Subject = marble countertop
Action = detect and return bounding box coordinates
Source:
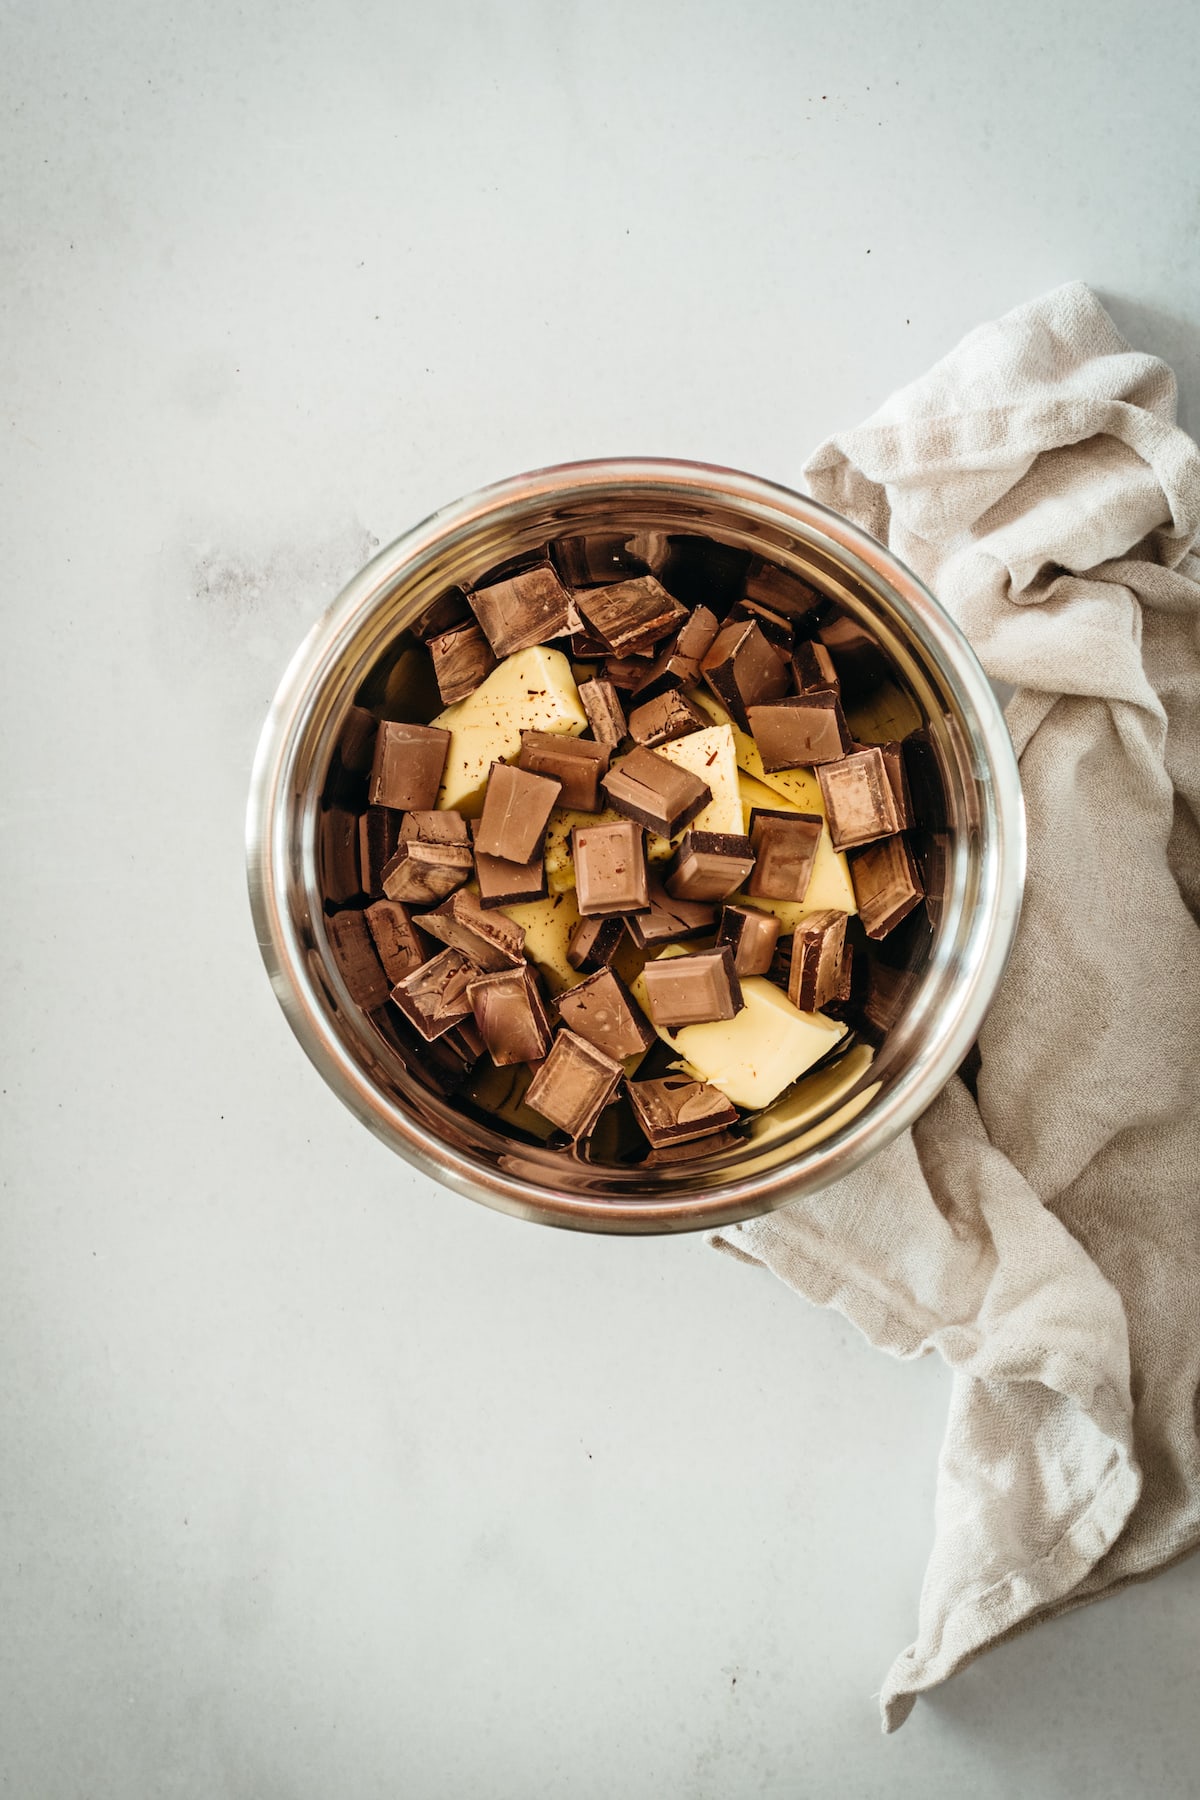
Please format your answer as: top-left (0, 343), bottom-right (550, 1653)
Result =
top-left (4, 2), bottom-right (1198, 1794)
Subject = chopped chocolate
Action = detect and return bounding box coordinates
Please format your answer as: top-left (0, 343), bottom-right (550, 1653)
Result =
top-left (555, 967), bottom-right (654, 1060)
top-left (640, 947), bottom-right (743, 1028)
top-left (716, 903), bottom-right (781, 977)
top-left (643, 1127), bottom-right (744, 1165)
top-left (700, 619), bottom-right (789, 731)
top-left (603, 655), bottom-right (654, 689)
top-left (622, 878), bottom-right (716, 947)
top-left (326, 908), bottom-right (390, 1009)
top-left (788, 910), bottom-right (849, 1012)
top-left (468, 564), bottom-right (574, 658)
top-left (664, 830), bottom-right (756, 902)
top-left (473, 842), bottom-right (549, 908)
top-left (418, 889), bottom-right (527, 970)
top-left (338, 704), bottom-right (378, 775)
top-left (823, 940), bottom-right (865, 1022)
top-left (319, 805), bottom-right (361, 904)
top-left (746, 693), bottom-right (851, 769)
top-left (602, 746), bottom-right (711, 838)
top-left (848, 835), bottom-right (925, 938)
top-left (552, 534), bottom-right (650, 589)
top-left (816, 748), bottom-right (904, 850)
top-left (408, 586), bottom-right (472, 644)
top-left (524, 1029), bottom-right (624, 1139)
top-left (817, 611), bottom-right (890, 697)
top-left (629, 603), bottom-right (721, 702)
top-left (577, 677), bottom-right (627, 749)
top-left (576, 574), bottom-right (688, 657)
top-left (380, 837), bottom-right (473, 906)
top-left (627, 688), bottom-right (708, 748)
top-left (792, 638), bottom-right (840, 694)
top-left (428, 620), bottom-right (497, 706)
top-left (766, 932), bottom-right (793, 990)
top-left (358, 807), bottom-right (401, 896)
top-left (726, 598), bottom-right (794, 653)
top-left (572, 818), bottom-right (649, 916)
top-left (742, 559), bottom-right (824, 622)
top-left (657, 536), bottom-right (751, 611)
top-left (467, 964), bottom-right (553, 1066)
top-left (877, 741), bottom-right (913, 828)
top-left (747, 809), bottom-right (823, 902)
top-left (901, 727), bottom-right (948, 831)
top-left (566, 913), bottom-right (628, 973)
top-left (626, 1074), bottom-right (741, 1146)
top-left (390, 946), bottom-right (477, 1040)
top-left (517, 731), bottom-right (610, 811)
top-left (399, 809), bottom-right (470, 846)
top-left (364, 898), bottom-right (429, 986)
top-left (475, 762), bottom-right (561, 864)
top-left (368, 720), bottom-right (451, 810)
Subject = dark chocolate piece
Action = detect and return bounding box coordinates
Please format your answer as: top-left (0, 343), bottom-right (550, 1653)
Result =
top-left (391, 946), bottom-right (477, 1040)
top-left (640, 947), bottom-right (743, 1028)
top-left (626, 1075), bottom-right (741, 1147)
top-left (700, 620), bottom-right (789, 731)
top-left (518, 731), bottom-right (610, 811)
top-left (399, 809), bottom-right (470, 846)
top-left (644, 1127), bottom-right (744, 1166)
top-left (552, 534), bottom-right (650, 589)
top-left (572, 819), bottom-right (649, 916)
top-left (365, 898), bottom-right (429, 986)
top-left (622, 879), bottom-right (716, 948)
top-left (877, 741), bottom-right (913, 829)
top-left (467, 964), bottom-right (553, 1066)
top-left (788, 910), bottom-right (848, 1012)
top-left (475, 762), bottom-right (561, 864)
top-left (657, 536), bottom-right (751, 611)
top-left (326, 908), bottom-right (390, 1009)
top-left (602, 746), bottom-right (711, 839)
top-left (716, 903), bottom-right (781, 977)
top-left (576, 575), bottom-right (688, 657)
top-left (746, 693), bottom-right (851, 769)
top-left (428, 621), bottom-right (497, 706)
top-left (726, 598), bottom-right (794, 653)
top-left (603, 655), bottom-right (655, 690)
top-left (901, 728), bottom-right (948, 832)
top-left (742, 559), bottom-right (824, 622)
top-left (627, 689), bottom-right (708, 748)
top-left (358, 808), bottom-right (401, 896)
top-left (319, 805), bottom-right (361, 904)
top-left (792, 638), bottom-right (840, 694)
top-left (747, 810), bottom-right (822, 902)
top-left (368, 721), bottom-right (451, 810)
top-left (524, 1030), bottom-right (624, 1139)
top-left (380, 837), bottom-right (473, 906)
top-left (628, 603), bottom-right (721, 702)
top-left (817, 748), bottom-right (904, 850)
top-left (577, 678), bottom-right (627, 749)
top-left (817, 612), bottom-right (889, 697)
top-left (566, 914), bottom-right (627, 973)
top-left (338, 704), bottom-right (378, 775)
top-left (473, 842), bottom-right (549, 909)
top-left (468, 564), bottom-right (574, 658)
top-left (418, 889), bottom-right (527, 970)
top-left (664, 830), bottom-right (756, 903)
top-left (408, 586), bottom-right (472, 644)
top-left (848, 835), bottom-right (925, 938)
top-left (555, 968), bottom-right (654, 1061)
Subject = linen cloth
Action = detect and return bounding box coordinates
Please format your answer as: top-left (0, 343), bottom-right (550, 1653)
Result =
top-left (713, 283), bottom-right (1200, 1730)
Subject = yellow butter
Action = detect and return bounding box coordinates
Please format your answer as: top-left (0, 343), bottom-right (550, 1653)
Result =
top-left (432, 646), bottom-right (587, 814)
top-left (843, 678), bottom-right (922, 745)
top-left (499, 889), bottom-right (585, 994)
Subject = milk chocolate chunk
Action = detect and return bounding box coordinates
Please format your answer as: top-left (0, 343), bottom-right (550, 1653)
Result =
top-left (518, 731), bottom-right (610, 811)
top-left (577, 678), bottom-right (627, 749)
top-left (576, 575), bottom-right (688, 657)
top-left (338, 704), bottom-right (378, 775)
top-left (700, 619), bottom-right (790, 731)
top-left (368, 720), bottom-right (451, 810)
top-left (792, 638), bottom-right (840, 694)
top-left (358, 808), bottom-right (401, 896)
top-left (626, 1074), bottom-right (741, 1147)
top-left (623, 878), bottom-right (716, 948)
top-left (572, 818), bottom-right (649, 916)
top-left (475, 762), bottom-right (561, 864)
top-left (627, 689), bottom-right (708, 749)
top-left (630, 604), bottom-right (721, 702)
top-left (603, 655), bottom-right (654, 690)
top-left (467, 564), bottom-right (574, 658)
top-left (408, 586), bottom-right (472, 644)
top-left (566, 913), bottom-right (627, 973)
top-left (742, 559), bottom-right (824, 622)
top-left (877, 741), bottom-right (913, 828)
top-left (602, 746), bottom-right (711, 838)
top-left (524, 1029), bottom-right (624, 1139)
top-left (380, 837), bottom-right (473, 905)
top-left (319, 806), bottom-right (362, 904)
top-left (848, 835), bottom-right (924, 938)
top-left (364, 898), bottom-right (429, 986)
top-left (552, 534), bottom-right (650, 589)
top-left (746, 693), bottom-right (851, 769)
top-left (641, 947), bottom-right (743, 1028)
top-left (467, 964), bottom-right (553, 1066)
top-left (555, 968), bottom-right (654, 1061)
top-left (399, 809), bottom-right (470, 846)
top-left (817, 748), bottom-right (904, 850)
top-left (726, 598), bottom-right (794, 653)
top-left (326, 908), bottom-right (390, 1009)
top-left (391, 946), bottom-right (477, 1040)
top-left (716, 903), bottom-right (781, 977)
top-left (817, 612), bottom-right (889, 697)
top-left (428, 621), bottom-right (497, 706)
top-left (747, 810), bottom-right (823, 902)
top-left (664, 830), bottom-right (756, 903)
top-left (418, 889), bottom-right (526, 970)
top-left (788, 910), bottom-right (849, 1012)
top-left (473, 840), bottom-right (549, 909)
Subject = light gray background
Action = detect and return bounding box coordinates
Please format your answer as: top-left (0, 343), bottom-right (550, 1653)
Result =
top-left (4, 2), bottom-right (1199, 1795)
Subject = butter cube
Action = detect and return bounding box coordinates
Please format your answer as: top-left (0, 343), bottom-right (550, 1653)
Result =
top-left (432, 646), bottom-right (588, 814)
top-left (499, 889), bottom-right (585, 993)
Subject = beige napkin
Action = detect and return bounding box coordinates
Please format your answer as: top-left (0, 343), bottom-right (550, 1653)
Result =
top-left (713, 282), bottom-right (1200, 1730)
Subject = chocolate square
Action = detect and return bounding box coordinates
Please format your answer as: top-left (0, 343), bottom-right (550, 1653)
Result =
top-left (473, 841), bottom-right (549, 909)
top-left (628, 604), bottom-right (720, 703)
top-left (788, 910), bottom-right (848, 1012)
top-left (467, 563), bottom-right (574, 658)
top-left (364, 898), bottom-right (429, 986)
top-left (337, 704), bottom-right (379, 776)
top-left (326, 908), bottom-right (390, 1009)
top-left (626, 1075), bottom-right (741, 1147)
top-left (746, 810), bottom-right (823, 902)
top-left (602, 746), bottom-right (711, 839)
top-left (368, 721), bottom-right (451, 811)
top-left (467, 964), bottom-right (553, 1066)
top-left (524, 1029), bottom-right (624, 1139)
top-left (817, 748), bottom-right (904, 850)
top-left (566, 914), bottom-right (628, 973)
top-left (848, 835), bottom-right (924, 938)
top-left (627, 689), bottom-right (708, 748)
top-left (551, 533), bottom-right (650, 589)
top-left (391, 946), bottom-right (477, 1040)
top-left (792, 638), bottom-right (840, 694)
top-left (518, 731), bottom-right (610, 812)
top-left (428, 621), bottom-right (497, 706)
top-left (380, 837), bottom-right (473, 906)
top-left (664, 830), bottom-right (756, 903)
top-left (358, 807), bottom-right (401, 896)
top-left (572, 819), bottom-right (649, 916)
top-left (622, 879), bottom-right (716, 947)
top-left (640, 947), bottom-right (743, 1028)
top-left (577, 678), bottom-right (627, 749)
top-left (555, 967), bottom-right (654, 1061)
top-left (417, 889), bottom-right (527, 970)
top-left (817, 612), bottom-right (889, 697)
top-left (475, 762), bottom-right (561, 864)
top-left (576, 575), bottom-right (688, 657)
top-left (877, 741), bottom-right (913, 829)
top-left (399, 809), bottom-right (470, 846)
top-left (603, 655), bottom-right (655, 690)
top-left (408, 586), bottom-right (472, 644)
top-left (742, 559), bottom-right (824, 622)
top-left (726, 598), bottom-right (794, 653)
top-left (715, 904), bottom-right (781, 977)
top-left (700, 619), bottom-right (790, 731)
top-left (746, 693), bottom-right (851, 769)
top-left (318, 805), bottom-right (361, 904)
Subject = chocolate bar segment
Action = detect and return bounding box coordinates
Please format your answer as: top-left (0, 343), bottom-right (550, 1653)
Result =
top-left (626, 1074), bottom-right (741, 1147)
top-left (877, 741), bottom-right (913, 829)
top-left (622, 878), bottom-right (716, 948)
top-left (391, 946), bottom-right (477, 1040)
top-left (746, 810), bottom-right (823, 902)
top-left (368, 721), bottom-right (450, 810)
top-left (337, 704), bottom-right (378, 775)
top-left (358, 807), bottom-right (401, 896)
top-left (380, 837), bottom-right (473, 905)
top-left (518, 731), bottom-right (610, 811)
top-left (629, 604), bottom-right (720, 702)
top-left (640, 947), bottom-right (743, 1028)
top-left (552, 533), bottom-right (650, 589)
top-left (524, 1029), bottom-right (624, 1139)
top-left (417, 889), bottom-right (526, 970)
top-left (716, 903), bottom-right (781, 977)
top-left (816, 748), bottom-right (904, 850)
top-left (848, 835), bottom-right (924, 938)
top-left (603, 655), bottom-right (654, 690)
top-left (428, 621), bottom-right (497, 706)
top-left (663, 830), bottom-right (756, 902)
top-left (467, 964), bottom-right (554, 1066)
top-left (700, 619), bottom-right (789, 731)
top-left (742, 559), bottom-right (824, 622)
top-left (792, 638), bottom-right (840, 694)
top-left (326, 908), bottom-right (390, 1009)
top-left (746, 693), bottom-right (851, 769)
top-left (627, 689), bottom-right (708, 748)
top-left (572, 818), bottom-right (649, 916)
top-left (602, 746), bottom-right (711, 839)
top-left (566, 913), bottom-right (627, 973)
top-left (577, 677), bottom-right (627, 749)
top-left (364, 898), bottom-right (429, 986)
top-left (555, 967), bottom-right (654, 1061)
top-left (787, 909), bottom-right (848, 1012)
top-left (468, 564), bottom-right (574, 658)
top-left (474, 842), bottom-right (549, 909)
top-left (817, 611), bottom-right (889, 697)
top-left (408, 586), bottom-right (472, 644)
top-left (399, 809), bottom-right (469, 846)
top-left (576, 575), bottom-right (688, 657)
top-left (726, 598), bottom-right (794, 653)
top-left (475, 762), bottom-right (561, 864)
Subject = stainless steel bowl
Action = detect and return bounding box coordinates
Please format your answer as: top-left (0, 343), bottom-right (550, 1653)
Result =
top-left (246, 459), bottom-right (1024, 1233)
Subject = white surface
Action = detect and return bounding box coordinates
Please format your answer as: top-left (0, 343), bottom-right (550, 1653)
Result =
top-left (3, 2), bottom-right (1199, 1794)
